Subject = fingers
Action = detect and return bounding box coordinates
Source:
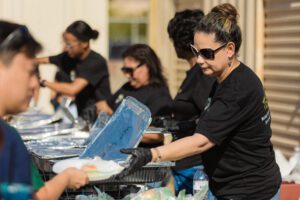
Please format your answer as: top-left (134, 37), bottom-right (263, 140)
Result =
top-left (70, 181), bottom-right (85, 190)
top-left (65, 168), bottom-right (89, 189)
top-left (68, 178), bottom-right (88, 190)
top-left (120, 148), bottom-right (135, 154)
top-left (85, 176), bottom-right (89, 184)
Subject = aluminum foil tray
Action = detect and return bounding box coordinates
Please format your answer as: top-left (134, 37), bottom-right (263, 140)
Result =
top-left (144, 127), bottom-right (165, 134)
top-left (11, 113), bottom-right (62, 129)
top-left (19, 123), bottom-right (78, 140)
top-left (27, 131), bottom-right (89, 172)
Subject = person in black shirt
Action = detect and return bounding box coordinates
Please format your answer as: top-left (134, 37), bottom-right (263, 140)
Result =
top-left (117, 3), bottom-right (281, 200)
top-left (96, 44), bottom-right (172, 148)
top-left (167, 9), bottom-right (215, 195)
top-left (35, 21), bottom-right (111, 123)
top-left (49, 45), bottom-right (76, 110)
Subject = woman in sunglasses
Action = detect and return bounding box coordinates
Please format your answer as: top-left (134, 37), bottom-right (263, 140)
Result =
top-left (0, 20), bottom-right (88, 199)
top-left (35, 20), bottom-right (111, 124)
top-left (167, 9), bottom-right (215, 195)
top-left (116, 3), bottom-right (281, 200)
top-left (96, 44), bottom-right (172, 148)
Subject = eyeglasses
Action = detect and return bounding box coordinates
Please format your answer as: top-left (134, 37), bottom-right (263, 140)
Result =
top-left (0, 26), bottom-right (30, 52)
top-left (63, 41), bottom-right (80, 49)
top-left (121, 63), bottom-right (144, 76)
top-left (190, 43), bottom-right (227, 60)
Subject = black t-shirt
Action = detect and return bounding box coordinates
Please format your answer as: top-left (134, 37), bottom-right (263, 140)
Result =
top-left (172, 64), bottom-right (214, 170)
top-left (49, 51), bottom-right (111, 117)
top-left (49, 52), bottom-right (75, 109)
top-left (108, 82), bottom-right (172, 118)
top-left (49, 52), bottom-right (76, 83)
top-left (107, 82), bottom-right (173, 148)
top-left (195, 63), bottom-right (281, 199)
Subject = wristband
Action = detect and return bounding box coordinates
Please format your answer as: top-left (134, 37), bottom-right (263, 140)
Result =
top-left (40, 79), bottom-right (46, 87)
top-left (153, 148), bottom-right (162, 162)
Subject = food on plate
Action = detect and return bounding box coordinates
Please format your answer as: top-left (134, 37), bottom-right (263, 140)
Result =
top-left (82, 165), bottom-right (100, 178)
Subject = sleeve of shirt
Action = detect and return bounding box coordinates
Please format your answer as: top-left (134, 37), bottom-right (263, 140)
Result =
top-left (94, 75), bottom-right (111, 101)
top-left (49, 53), bottom-right (64, 66)
top-left (0, 124), bottom-right (31, 185)
top-left (195, 95), bottom-right (242, 145)
top-left (77, 58), bottom-right (109, 87)
top-left (31, 162), bottom-right (44, 191)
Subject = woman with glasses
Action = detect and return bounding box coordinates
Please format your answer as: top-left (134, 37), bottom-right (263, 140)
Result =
top-left (167, 9), bottom-right (215, 195)
top-left (96, 44), bottom-right (172, 148)
top-left (116, 3), bottom-right (281, 199)
top-left (35, 20), bottom-right (111, 124)
top-left (0, 20), bottom-right (88, 200)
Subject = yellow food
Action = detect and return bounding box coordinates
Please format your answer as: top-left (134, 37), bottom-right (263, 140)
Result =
top-left (82, 165), bottom-right (100, 177)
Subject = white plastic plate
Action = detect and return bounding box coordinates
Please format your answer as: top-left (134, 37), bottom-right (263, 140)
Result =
top-left (52, 157), bottom-right (124, 181)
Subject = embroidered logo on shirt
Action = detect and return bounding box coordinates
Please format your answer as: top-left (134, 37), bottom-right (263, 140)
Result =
top-left (115, 94), bottom-right (124, 104)
top-left (204, 97), bottom-right (212, 111)
top-left (261, 109), bottom-right (271, 125)
top-left (70, 70), bottom-right (76, 81)
top-left (261, 95), bottom-right (271, 125)
top-left (262, 96), bottom-right (269, 110)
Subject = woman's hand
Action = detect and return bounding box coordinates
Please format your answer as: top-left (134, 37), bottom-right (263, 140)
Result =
top-left (63, 167), bottom-right (89, 189)
top-left (96, 100), bottom-right (113, 115)
top-left (116, 148), bottom-right (152, 179)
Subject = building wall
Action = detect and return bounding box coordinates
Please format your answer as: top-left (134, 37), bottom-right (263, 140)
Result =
top-left (0, 0), bottom-right (108, 113)
top-left (148, 0), bottom-right (177, 96)
top-left (263, 0), bottom-right (300, 156)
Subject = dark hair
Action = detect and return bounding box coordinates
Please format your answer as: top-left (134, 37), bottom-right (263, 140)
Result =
top-left (168, 9), bottom-right (204, 60)
top-left (122, 44), bottom-right (168, 87)
top-left (0, 20), bottom-right (42, 65)
top-left (66, 20), bottom-right (99, 42)
top-left (195, 3), bottom-right (242, 53)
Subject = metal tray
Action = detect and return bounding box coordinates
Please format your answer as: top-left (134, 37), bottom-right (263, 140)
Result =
top-left (19, 123), bottom-right (79, 140)
top-left (26, 131), bottom-right (89, 163)
top-left (92, 166), bottom-right (172, 185)
top-left (31, 152), bottom-right (173, 184)
top-left (11, 113), bottom-right (62, 129)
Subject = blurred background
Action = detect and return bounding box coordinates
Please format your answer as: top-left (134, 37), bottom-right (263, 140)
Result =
top-left (0, 0), bottom-right (299, 156)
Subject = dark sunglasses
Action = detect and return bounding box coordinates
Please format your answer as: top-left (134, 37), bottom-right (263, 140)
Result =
top-left (0, 26), bottom-right (30, 52)
top-left (190, 43), bottom-right (227, 60)
top-left (121, 63), bottom-right (144, 76)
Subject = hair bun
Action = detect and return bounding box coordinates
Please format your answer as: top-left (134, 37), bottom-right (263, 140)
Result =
top-left (91, 30), bottom-right (99, 39)
top-left (211, 3), bottom-right (238, 24)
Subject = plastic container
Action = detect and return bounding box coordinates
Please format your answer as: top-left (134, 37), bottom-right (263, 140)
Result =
top-left (80, 96), bottom-right (151, 161)
top-left (193, 165), bottom-right (208, 200)
top-left (0, 183), bottom-right (32, 200)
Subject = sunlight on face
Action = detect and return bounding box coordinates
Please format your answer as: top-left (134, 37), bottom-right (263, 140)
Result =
top-left (0, 53), bottom-right (38, 115)
top-left (193, 32), bottom-right (228, 78)
top-left (63, 32), bottom-right (84, 58)
top-left (123, 57), bottom-right (149, 88)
